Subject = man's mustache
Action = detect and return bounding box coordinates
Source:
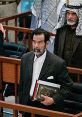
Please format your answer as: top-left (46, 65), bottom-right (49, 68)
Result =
top-left (68, 19), bottom-right (74, 22)
top-left (33, 48), bottom-right (41, 52)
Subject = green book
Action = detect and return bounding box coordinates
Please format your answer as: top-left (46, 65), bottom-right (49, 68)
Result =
top-left (33, 80), bottom-right (61, 101)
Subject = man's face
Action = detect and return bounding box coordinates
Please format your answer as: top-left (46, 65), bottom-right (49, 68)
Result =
top-left (66, 10), bottom-right (78, 26)
top-left (32, 34), bottom-right (47, 57)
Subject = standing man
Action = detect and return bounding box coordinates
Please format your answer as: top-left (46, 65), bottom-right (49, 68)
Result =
top-left (19, 28), bottom-right (73, 117)
top-left (54, 0), bottom-right (82, 69)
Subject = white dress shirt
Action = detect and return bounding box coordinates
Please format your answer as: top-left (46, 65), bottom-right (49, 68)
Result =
top-left (30, 51), bottom-right (46, 97)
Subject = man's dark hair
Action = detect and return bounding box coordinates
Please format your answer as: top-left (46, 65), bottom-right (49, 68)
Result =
top-left (31, 28), bottom-right (50, 42)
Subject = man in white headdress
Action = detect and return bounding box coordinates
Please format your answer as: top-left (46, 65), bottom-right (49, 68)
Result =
top-left (54, 0), bottom-right (82, 70)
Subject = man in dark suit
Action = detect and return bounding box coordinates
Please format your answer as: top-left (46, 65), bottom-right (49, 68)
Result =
top-left (19, 28), bottom-right (73, 117)
top-left (54, 0), bottom-right (82, 69)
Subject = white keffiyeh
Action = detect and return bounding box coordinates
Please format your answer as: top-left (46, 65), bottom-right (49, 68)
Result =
top-left (55, 0), bottom-right (82, 36)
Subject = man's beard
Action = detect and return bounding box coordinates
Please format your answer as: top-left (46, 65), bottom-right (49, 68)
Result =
top-left (33, 48), bottom-right (45, 57)
top-left (67, 19), bottom-right (77, 26)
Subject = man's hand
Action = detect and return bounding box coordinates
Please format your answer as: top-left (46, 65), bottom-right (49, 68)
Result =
top-left (0, 23), bottom-right (4, 32)
top-left (40, 95), bottom-right (55, 106)
top-left (0, 23), bottom-right (5, 38)
top-left (19, 113), bottom-right (22, 117)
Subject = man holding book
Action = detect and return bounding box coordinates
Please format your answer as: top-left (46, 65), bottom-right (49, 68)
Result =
top-left (19, 28), bottom-right (73, 117)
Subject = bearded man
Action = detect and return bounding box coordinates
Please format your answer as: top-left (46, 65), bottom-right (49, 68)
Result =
top-left (54, 0), bottom-right (82, 69)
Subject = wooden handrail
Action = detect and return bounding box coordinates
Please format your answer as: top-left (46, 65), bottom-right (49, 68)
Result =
top-left (0, 56), bottom-right (82, 117)
top-left (0, 100), bottom-right (77, 117)
top-left (0, 56), bottom-right (82, 102)
top-left (0, 56), bottom-right (20, 64)
top-left (0, 56), bottom-right (82, 85)
top-left (0, 11), bottom-right (55, 48)
top-left (0, 56), bottom-right (82, 77)
top-left (3, 25), bottom-right (55, 49)
top-left (67, 67), bottom-right (82, 82)
top-left (0, 11), bottom-right (55, 43)
top-left (3, 25), bottom-right (55, 36)
top-left (3, 25), bottom-right (33, 33)
top-left (3, 25), bottom-right (34, 44)
top-left (0, 11), bottom-right (33, 44)
top-left (0, 11), bottom-right (55, 37)
top-left (0, 11), bottom-right (32, 23)
top-left (67, 67), bottom-right (82, 75)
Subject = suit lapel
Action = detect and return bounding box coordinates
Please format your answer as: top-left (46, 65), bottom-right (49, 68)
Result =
top-left (28, 53), bottom-right (35, 79)
top-left (39, 51), bottom-right (51, 80)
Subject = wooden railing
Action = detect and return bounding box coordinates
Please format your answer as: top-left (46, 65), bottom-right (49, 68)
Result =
top-left (0, 100), bottom-right (81, 117)
top-left (0, 11), bottom-right (55, 52)
top-left (0, 11), bottom-right (32, 26)
top-left (2, 25), bottom-right (55, 51)
top-left (0, 56), bottom-right (82, 102)
top-left (0, 56), bottom-right (20, 103)
top-left (0, 11), bottom-right (55, 37)
top-left (3, 25), bottom-right (33, 44)
top-left (0, 56), bottom-right (82, 117)
top-left (67, 67), bottom-right (82, 82)
top-left (3, 25), bottom-right (55, 41)
top-left (0, 11), bottom-right (55, 44)
top-left (0, 11), bottom-right (33, 45)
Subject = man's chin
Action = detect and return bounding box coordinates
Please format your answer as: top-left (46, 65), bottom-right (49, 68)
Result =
top-left (67, 21), bottom-right (76, 26)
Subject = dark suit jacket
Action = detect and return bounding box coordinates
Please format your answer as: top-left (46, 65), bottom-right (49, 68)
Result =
top-left (54, 25), bottom-right (82, 68)
top-left (19, 50), bottom-right (73, 108)
top-left (0, 30), bottom-right (4, 55)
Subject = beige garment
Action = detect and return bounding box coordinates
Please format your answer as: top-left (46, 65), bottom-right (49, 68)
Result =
top-left (0, 2), bottom-right (17, 42)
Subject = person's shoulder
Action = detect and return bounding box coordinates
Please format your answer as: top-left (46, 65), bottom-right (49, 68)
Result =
top-left (57, 25), bottom-right (67, 32)
top-left (22, 51), bottom-right (34, 59)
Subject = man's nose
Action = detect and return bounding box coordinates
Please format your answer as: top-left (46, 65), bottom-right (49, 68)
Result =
top-left (35, 42), bottom-right (39, 47)
top-left (68, 14), bottom-right (73, 19)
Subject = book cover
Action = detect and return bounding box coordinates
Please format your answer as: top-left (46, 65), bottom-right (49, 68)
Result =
top-left (33, 80), bottom-right (61, 101)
